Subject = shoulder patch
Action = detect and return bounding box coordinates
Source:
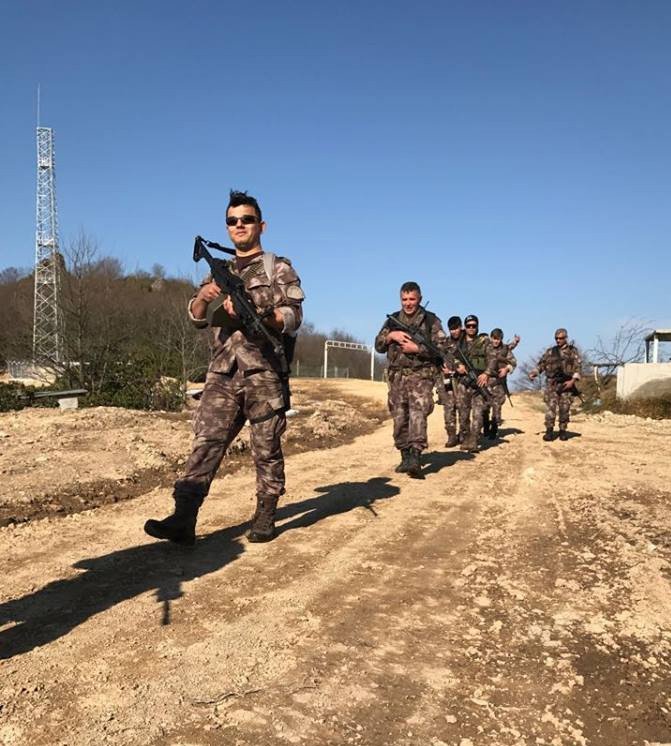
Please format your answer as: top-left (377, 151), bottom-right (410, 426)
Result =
top-left (286, 285), bottom-right (305, 300)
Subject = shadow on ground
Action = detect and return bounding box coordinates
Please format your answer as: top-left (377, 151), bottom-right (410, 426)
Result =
top-left (0, 478), bottom-right (399, 660)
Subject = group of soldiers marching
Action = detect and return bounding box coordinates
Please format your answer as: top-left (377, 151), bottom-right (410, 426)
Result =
top-left (375, 281), bottom-right (582, 480)
top-left (144, 190), bottom-right (582, 548)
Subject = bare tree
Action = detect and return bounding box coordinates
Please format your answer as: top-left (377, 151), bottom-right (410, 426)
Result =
top-left (588, 318), bottom-right (652, 376)
top-left (513, 350), bottom-right (545, 392)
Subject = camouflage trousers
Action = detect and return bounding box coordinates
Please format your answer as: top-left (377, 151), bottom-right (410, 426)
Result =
top-left (174, 368), bottom-right (287, 504)
top-left (488, 381), bottom-right (507, 424)
top-left (544, 383), bottom-right (572, 429)
top-left (437, 382), bottom-right (459, 437)
top-left (387, 370), bottom-right (435, 452)
top-left (455, 380), bottom-right (488, 439)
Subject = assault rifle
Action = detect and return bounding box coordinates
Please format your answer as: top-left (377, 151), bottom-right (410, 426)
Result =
top-left (500, 375), bottom-right (514, 408)
top-left (193, 235), bottom-right (292, 414)
top-left (552, 372), bottom-right (584, 404)
top-left (385, 314), bottom-right (492, 404)
top-left (452, 341), bottom-right (494, 404)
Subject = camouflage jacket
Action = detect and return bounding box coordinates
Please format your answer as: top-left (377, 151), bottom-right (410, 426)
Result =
top-left (488, 342), bottom-right (517, 385)
top-left (375, 307), bottom-right (450, 373)
top-left (535, 344), bottom-right (582, 381)
top-left (188, 252), bottom-right (304, 375)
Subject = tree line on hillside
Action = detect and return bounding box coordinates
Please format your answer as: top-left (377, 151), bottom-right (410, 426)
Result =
top-left (0, 235), bottom-right (383, 410)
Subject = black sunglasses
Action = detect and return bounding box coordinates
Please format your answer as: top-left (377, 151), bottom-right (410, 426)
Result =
top-left (226, 214), bottom-right (259, 226)
top-left (555, 335), bottom-right (567, 340)
top-left (465, 323), bottom-right (478, 328)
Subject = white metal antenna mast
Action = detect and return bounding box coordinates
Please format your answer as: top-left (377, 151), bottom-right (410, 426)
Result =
top-left (32, 86), bottom-right (62, 364)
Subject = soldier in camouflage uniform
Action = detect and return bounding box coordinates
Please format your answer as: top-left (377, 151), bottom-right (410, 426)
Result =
top-left (485, 328), bottom-right (517, 439)
top-left (437, 316), bottom-right (464, 447)
top-left (145, 191), bottom-right (304, 545)
top-left (454, 314), bottom-right (497, 452)
top-left (375, 282), bottom-right (450, 478)
top-left (529, 328), bottom-right (582, 441)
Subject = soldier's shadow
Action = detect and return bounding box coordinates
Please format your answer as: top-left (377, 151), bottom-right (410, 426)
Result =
top-left (479, 427), bottom-right (525, 451)
top-left (497, 427), bottom-right (524, 438)
top-left (0, 523), bottom-right (248, 661)
top-left (0, 478), bottom-right (399, 660)
top-left (421, 450), bottom-right (476, 476)
top-left (277, 477), bottom-right (399, 533)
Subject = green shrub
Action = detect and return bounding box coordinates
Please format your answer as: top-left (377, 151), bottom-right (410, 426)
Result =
top-left (84, 354), bottom-right (184, 411)
top-left (0, 382), bottom-right (58, 412)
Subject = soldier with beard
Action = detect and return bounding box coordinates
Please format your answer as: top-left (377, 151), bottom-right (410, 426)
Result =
top-left (375, 282), bottom-right (449, 478)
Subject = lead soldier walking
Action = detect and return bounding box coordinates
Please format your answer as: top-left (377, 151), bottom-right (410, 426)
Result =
top-left (529, 328), bottom-right (582, 441)
top-left (145, 191), bottom-right (304, 545)
top-left (375, 282), bottom-right (449, 479)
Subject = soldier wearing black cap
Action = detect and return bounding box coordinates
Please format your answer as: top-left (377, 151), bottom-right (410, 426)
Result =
top-left (436, 315), bottom-right (464, 447)
top-left (454, 314), bottom-right (496, 451)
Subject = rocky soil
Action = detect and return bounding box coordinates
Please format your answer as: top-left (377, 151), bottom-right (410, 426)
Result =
top-left (1, 380), bottom-right (670, 746)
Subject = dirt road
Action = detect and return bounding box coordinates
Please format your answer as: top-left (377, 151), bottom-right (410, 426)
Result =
top-left (1, 380), bottom-right (671, 746)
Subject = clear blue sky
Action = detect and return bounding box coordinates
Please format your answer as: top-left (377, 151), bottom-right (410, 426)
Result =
top-left (1, 0), bottom-right (669, 362)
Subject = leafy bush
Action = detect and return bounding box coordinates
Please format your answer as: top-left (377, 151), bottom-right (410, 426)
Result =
top-left (0, 382), bottom-right (59, 412)
top-left (580, 375), bottom-right (671, 419)
top-left (84, 354), bottom-right (184, 411)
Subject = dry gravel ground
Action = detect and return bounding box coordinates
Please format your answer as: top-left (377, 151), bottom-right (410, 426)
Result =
top-left (1, 380), bottom-right (671, 746)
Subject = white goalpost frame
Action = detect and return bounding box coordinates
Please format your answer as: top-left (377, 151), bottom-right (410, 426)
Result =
top-left (323, 339), bottom-right (375, 381)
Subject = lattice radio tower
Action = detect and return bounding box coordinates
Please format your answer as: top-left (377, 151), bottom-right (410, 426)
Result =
top-left (33, 125), bottom-right (61, 364)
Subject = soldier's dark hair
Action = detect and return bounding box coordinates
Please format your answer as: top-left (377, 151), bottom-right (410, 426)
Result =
top-left (447, 316), bottom-right (462, 330)
top-left (227, 190), bottom-right (262, 221)
top-left (400, 281), bottom-right (421, 295)
top-left (490, 328), bottom-right (503, 339)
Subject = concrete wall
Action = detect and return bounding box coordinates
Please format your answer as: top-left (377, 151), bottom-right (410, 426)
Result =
top-left (617, 362), bottom-right (671, 400)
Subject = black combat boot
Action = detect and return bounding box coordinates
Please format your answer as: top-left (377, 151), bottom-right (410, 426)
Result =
top-left (247, 496), bottom-right (279, 543)
top-left (144, 496), bottom-right (201, 546)
top-left (489, 418), bottom-right (499, 439)
top-left (542, 428), bottom-right (554, 441)
top-left (406, 448), bottom-right (424, 479)
top-left (558, 428), bottom-right (569, 441)
top-left (445, 430), bottom-right (459, 448)
top-left (459, 430), bottom-right (472, 452)
top-left (395, 448), bottom-right (411, 473)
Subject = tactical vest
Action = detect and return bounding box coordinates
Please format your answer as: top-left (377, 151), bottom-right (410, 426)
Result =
top-left (235, 253), bottom-right (297, 365)
top-left (462, 333), bottom-right (489, 372)
top-left (546, 344), bottom-right (576, 380)
top-left (388, 309), bottom-right (437, 371)
top-left (390, 309), bottom-right (436, 339)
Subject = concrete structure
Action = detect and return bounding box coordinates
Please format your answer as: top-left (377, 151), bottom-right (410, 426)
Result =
top-left (644, 329), bottom-right (671, 363)
top-left (616, 330), bottom-right (671, 399)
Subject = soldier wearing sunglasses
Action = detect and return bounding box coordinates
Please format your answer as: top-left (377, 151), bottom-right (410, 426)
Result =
top-left (145, 190), bottom-right (304, 545)
top-left (454, 314), bottom-right (497, 452)
top-left (529, 329), bottom-right (582, 441)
